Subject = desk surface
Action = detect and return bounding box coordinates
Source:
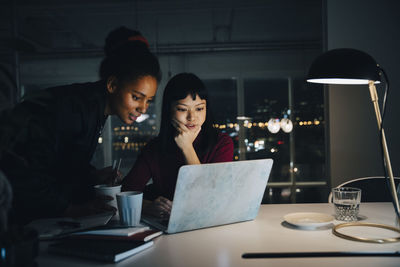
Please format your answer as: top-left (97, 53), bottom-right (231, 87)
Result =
top-left (38, 203), bottom-right (400, 267)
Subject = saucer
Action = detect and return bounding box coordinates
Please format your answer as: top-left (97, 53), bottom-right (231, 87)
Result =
top-left (283, 212), bottom-right (334, 229)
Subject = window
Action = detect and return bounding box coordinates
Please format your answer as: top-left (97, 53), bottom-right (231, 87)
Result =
top-left (92, 103), bottom-right (158, 176)
top-left (204, 79), bottom-right (239, 160)
top-left (204, 77), bottom-right (328, 203)
top-left (243, 78), bottom-right (290, 183)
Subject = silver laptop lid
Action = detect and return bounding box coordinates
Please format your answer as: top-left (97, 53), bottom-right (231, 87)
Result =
top-left (167, 159), bottom-right (273, 233)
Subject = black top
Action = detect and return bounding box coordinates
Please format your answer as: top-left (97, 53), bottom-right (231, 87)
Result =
top-left (0, 80), bottom-right (108, 224)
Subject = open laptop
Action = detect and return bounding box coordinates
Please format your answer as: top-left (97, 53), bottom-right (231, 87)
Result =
top-left (141, 158), bottom-right (273, 234)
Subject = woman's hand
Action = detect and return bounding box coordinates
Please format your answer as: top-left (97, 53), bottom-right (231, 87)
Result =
top-left (172, 119), bottom-right (201, 151)
top-left (142, 196), bottom-right (172, 218)
top-left (171, 119), bottom-right (201, 165)
top-left (63, 195), bottom-right (116, 218)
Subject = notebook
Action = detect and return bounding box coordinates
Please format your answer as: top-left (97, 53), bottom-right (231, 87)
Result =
top-left (142, 159), bottom-right (273, 234)
top-left (28, 211), bottom-right (115, 240)
top-left (48, 239), bottom-right (153, 262)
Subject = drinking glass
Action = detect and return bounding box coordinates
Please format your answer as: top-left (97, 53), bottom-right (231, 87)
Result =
top-left (332, 187), bottom-right (361, 221)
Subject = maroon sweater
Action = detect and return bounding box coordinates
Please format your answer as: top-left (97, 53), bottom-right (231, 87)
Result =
top-left (122, 132), bottom-right (234, 200)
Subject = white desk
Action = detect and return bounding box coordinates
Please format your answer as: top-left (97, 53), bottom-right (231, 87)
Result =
top-left (37, 203), bottom-right (400, 267)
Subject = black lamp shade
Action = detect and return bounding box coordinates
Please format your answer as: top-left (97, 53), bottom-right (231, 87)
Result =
top-left (307, 48), bottom-right (381, 84)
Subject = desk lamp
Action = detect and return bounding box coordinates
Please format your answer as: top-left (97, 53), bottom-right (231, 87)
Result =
top-left (307, 48), bottom-right (400, 224)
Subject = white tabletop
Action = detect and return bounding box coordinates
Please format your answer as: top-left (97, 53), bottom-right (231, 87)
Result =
top-left (37, 203), bottom-right (400, 267)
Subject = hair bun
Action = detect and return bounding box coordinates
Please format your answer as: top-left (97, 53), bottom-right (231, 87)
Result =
top-left (127, 35), bottom-right (149, 48)
top-left (104, 26), bottom-right (150, 57)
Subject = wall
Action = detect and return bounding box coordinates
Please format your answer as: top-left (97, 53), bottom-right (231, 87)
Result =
top-left (327, 0), bottom-right (400, 186)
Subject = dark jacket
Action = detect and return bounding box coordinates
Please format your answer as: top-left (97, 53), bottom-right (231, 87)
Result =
top-left (0, 80), bottom-right (108, 224)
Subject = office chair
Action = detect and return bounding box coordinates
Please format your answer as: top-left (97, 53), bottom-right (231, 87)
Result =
top-left (328, 176), bottom-right (400, 203)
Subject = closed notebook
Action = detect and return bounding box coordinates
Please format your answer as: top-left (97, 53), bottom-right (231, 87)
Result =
top-left (48, 239), bottom-right (153, 262)
top-left (71, 229), bottom-right (163, 242)
top-left (71, 226), bottom-right (150, 237)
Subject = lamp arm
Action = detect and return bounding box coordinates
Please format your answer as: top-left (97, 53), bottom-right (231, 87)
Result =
top-left (368, 81), bottom-right (400, 218)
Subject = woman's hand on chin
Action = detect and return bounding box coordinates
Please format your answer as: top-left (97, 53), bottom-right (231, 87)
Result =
top-left (172, 119), bottom-right (201, 151)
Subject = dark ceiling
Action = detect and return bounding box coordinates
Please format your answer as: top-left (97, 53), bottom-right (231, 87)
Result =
top-left (0, 0), bottom-right (323, 58)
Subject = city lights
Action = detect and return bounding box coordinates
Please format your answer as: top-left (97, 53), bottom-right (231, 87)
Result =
top-left (109, 116), bottom-right (323, 154)
top-left (267, 118), bottom-right (280, 134)
top-left (280, 118), bottom-right (293, 133)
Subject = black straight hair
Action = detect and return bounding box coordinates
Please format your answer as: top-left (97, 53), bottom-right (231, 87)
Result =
top-left (158, 73), bottom-right (218, 156)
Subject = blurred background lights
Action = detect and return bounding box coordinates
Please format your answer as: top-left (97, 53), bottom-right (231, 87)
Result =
top-left (280, 118), bottom-right (293, 133)
top-left (267, 118), bottom-right (280, 133)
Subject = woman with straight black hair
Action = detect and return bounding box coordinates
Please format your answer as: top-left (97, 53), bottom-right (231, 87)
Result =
top-left (122, 73), bottom-right (233, 218)
top-left (0, 28), bottom-right (161, 224)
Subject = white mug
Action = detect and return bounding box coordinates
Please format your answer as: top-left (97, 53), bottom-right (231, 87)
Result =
top-left (93, 184), bottom-right (122, 212)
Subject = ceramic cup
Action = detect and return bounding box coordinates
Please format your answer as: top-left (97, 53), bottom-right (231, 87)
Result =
top-left (116, 191), bottom-right (143, 226)
top-left (93, 184), bottom-right (122, 213)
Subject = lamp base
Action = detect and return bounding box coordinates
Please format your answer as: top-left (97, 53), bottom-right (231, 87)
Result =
top-left (368, 81), bottom-right (400, 219)
top-left (333, 222), bottom-right (400, 243)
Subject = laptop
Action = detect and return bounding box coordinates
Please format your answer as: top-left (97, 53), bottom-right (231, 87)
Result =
top-left (141, 158), bottom-right (273, 234)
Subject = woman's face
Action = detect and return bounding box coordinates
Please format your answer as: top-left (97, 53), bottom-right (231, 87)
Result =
top-left (171, 94), bottom-right (207, 132)
top-left (107, 75), bottom-right (157, 125)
